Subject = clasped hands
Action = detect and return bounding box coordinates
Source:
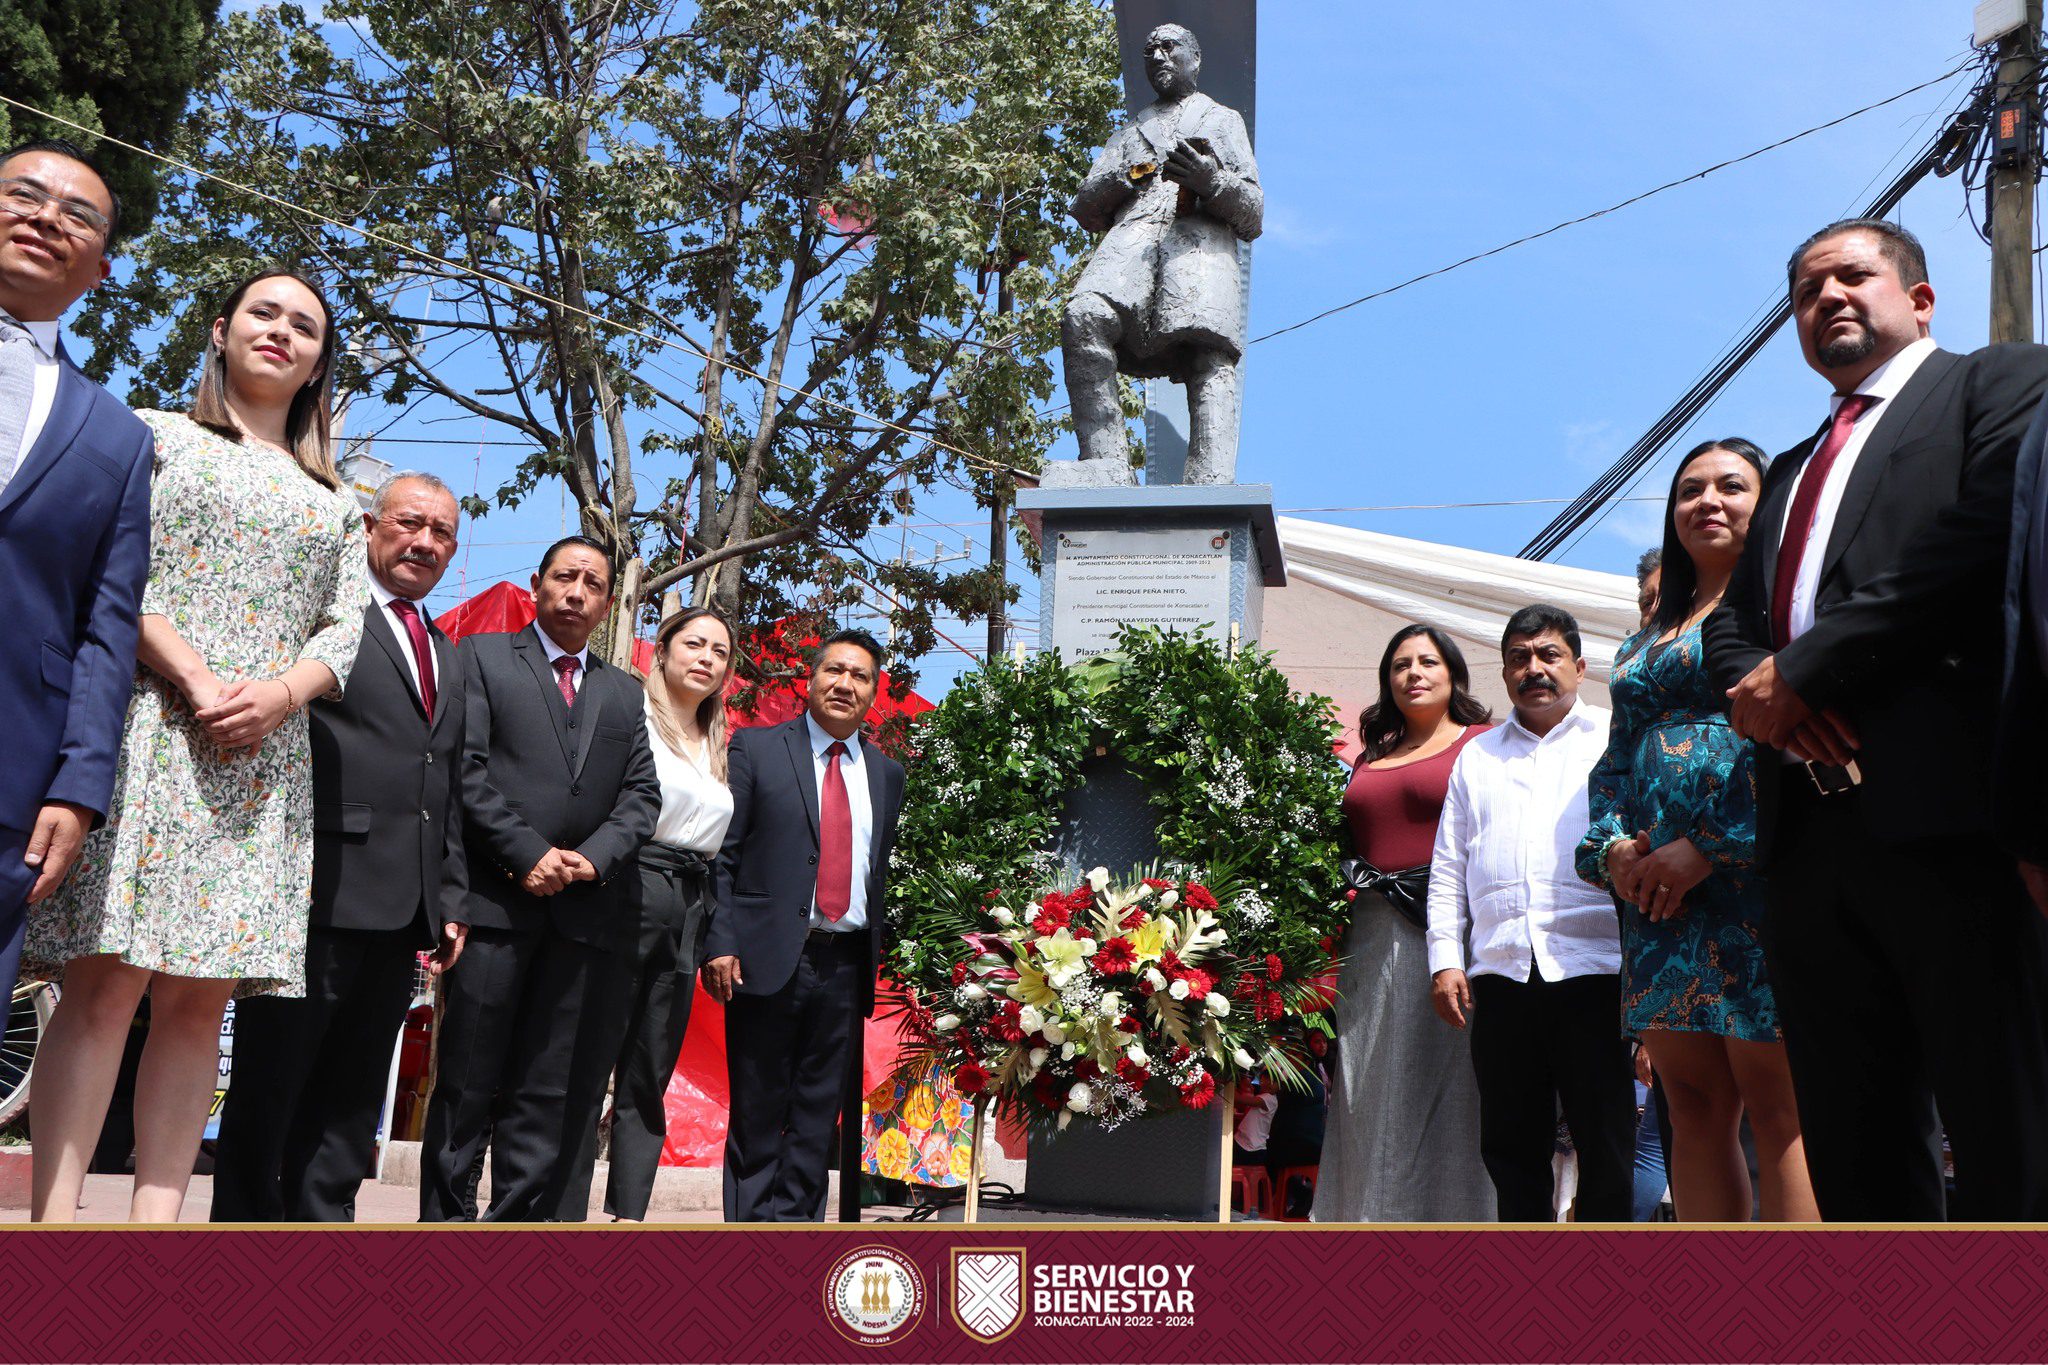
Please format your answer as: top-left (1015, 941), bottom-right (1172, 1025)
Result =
top-left (1606, 832), bottom-right (1711, 922)
top-left (1725, 655), bottom-right (1859, 767)
top-left (188, 670), bottom-right (295, 756)
top-left (524, 846), bottom-right (597, 896)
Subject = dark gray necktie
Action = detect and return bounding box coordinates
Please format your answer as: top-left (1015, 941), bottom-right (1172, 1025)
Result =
top-left (0, 310), bottom-right (38, 491)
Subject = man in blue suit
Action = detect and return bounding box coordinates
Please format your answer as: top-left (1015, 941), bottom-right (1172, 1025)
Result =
top-left (0, 140), bottom-right (154, 1006)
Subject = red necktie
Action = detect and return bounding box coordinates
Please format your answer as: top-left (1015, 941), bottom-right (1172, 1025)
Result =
top-left (1770, 393), bottom-right (1876, 649)
top-left (388, 599), bottom-right (437, 719)
top-left (817, 740), bottom-right (852, 922)
top-left (553, 654), bottom-right (580, 707)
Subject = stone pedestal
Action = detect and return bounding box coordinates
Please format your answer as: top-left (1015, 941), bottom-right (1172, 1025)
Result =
top-left (1016, 482), bottom-right (1286, 662)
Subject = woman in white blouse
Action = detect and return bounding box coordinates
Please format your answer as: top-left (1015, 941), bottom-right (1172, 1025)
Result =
top-left (593, 606), bottom-right (736, 1220)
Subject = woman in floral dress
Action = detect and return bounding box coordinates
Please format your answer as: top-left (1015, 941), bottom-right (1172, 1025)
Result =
top-left (1576, 438), bottom-right (1816, 1222)
top-left (26, 269), bottom-right (365, 1221)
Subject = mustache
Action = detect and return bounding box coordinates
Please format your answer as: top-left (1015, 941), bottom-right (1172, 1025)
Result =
top-left (1516, 675), bottom-right (1557, 695)
top-left (397, 551), bottom-right (439, 566)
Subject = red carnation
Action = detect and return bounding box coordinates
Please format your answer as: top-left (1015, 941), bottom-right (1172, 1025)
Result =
top-left (950, 961), bottom-right (969, 986)
top-left (956, 1061), bottom-right (989, 1095)
top-left (1179, 1070), bottom-right (1217, 1109)
top-left (1318, 936), bottom-right (1337, 953)
top-left (1091, 936), bottom-right (1137, 975)
top-left (1183, 883), bottom-right (1219, 912)
top-left (983, 888), bottom-right (1002, 901)
top-left (1031, 1073), bottom-right (1061, 1110)
top-left (1074, 1058), bottom-right (1104, 1082)
top-left (1063, 887), bottom-right (1097, 915)
top-left (1117, 1014), bottom-right (1142, 1034)
top-left (1158, 950), bottom-right (1185, 978)
top-left (1344, 888), bottom-right (1358, 902)
top-left (1170, 1044), bottom-right (1194, 1065)
top-left (1040, 893), bottom-right (1065, 913)
top-left (1266, 953), bottom-right (1284, 982)
top-left (1119, 906), bottom-right (1149, 931)
top-left (1142, 877), bottom-right (1172, 890)
top-left (1116, 1057), bottom-right (1152, 1087)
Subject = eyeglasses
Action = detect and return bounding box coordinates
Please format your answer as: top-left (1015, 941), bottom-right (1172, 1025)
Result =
top-left (0, 178), bottom-right (111, 241)
top-left (374, 513), bottom-right (459, 548)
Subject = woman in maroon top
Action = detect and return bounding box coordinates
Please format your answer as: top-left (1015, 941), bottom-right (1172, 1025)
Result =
top-left (1311, 624), bottom-right (1496, 1222)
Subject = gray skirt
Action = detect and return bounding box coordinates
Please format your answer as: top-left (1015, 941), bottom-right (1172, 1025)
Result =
top-left (1310, 890), bottom-right (1495, 1223)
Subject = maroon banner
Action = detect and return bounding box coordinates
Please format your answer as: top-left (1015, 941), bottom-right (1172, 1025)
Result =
top-left (3, 1227), bottom-right (2048, 1363)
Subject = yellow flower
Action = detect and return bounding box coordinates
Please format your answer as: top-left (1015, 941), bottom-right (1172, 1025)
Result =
top-left (1130, 918), bottom-right (1168, 963)
top-left (1012, 959), bottom-right (1060, 1012)
top-left (901, 1086), bottom-right (938, 1131)
top-left (874, 1127), bottom-right (912, 1180)
top-left (950, 1142), bottom-right (974, 1179)
top-left (940, 1095), bottom-right (965, 1130)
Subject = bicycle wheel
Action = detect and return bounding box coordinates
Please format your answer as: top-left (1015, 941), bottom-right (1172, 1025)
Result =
top-left (0, 980), bottom-right (57, 1126)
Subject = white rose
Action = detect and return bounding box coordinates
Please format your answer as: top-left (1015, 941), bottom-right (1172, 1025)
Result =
top-left (1144, 968), bottom-right (1168, 992)
top-left (1061, 1042), bottom-right (1077, 1060)
top-left (1168, 979), bottom-right (1191, 1001)
top-left (1156, 890), bottom-right (1179, 910)
top-left (1018, 1005), bottom-right (1045, 1035)
top-left (1044, 1022), bottom-right (1066, 1044)
top-left (991, 907), bottom-right (1015, 925)
top-left (1126, 1043), bottom-right (1149, 1066)
top-left (959, 983), bottom-right (988, 1001)
top-left (1233, 1047), bottom-right (1255, 1068)
top-left (933, 1014), bottom-right (962, 1032)
top-left (1206, 992), bottom-right (1231, 1017)
top-left (1086, 867), bottom-right (1110, 893)
top-left (1097, 992), bottom-right (1123, 1019)
top-left (1067, 1082), bottom-right (1093, 1111)
top-left (1029, 1047), bottom-right (1049, 1068)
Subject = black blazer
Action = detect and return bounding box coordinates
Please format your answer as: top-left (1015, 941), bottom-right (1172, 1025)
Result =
top-left (456, 625), bottom-right (660, 950)
top-left (308, 602), bottom-right (468, 940)
top-left (707, 717), bottom-right (906, 1017)
top-left (1704, 343), bottom-right (2048, 852)
top-left (1996, 392), bottom-right (2048, 864)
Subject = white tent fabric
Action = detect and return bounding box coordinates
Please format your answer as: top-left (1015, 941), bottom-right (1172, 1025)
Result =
top-left (1277, 516), bottom-right (1642, 681)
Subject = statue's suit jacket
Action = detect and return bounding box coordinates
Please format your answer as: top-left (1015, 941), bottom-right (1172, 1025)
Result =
top-left (1069, 90), bottom-right (1262, 379)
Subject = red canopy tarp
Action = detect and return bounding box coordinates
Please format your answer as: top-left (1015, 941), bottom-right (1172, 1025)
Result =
top-left (436, 583), bottom-right (931, 1166)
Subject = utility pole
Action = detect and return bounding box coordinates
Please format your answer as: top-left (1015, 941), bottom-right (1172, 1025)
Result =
top-left (987, 261), bottom-right (1015, 660)
top-left (1989, 0), bottom-right (2043, 343)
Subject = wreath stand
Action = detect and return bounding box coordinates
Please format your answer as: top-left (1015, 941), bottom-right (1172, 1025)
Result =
top-left (959, 1092), bottom-right (1241, 1225)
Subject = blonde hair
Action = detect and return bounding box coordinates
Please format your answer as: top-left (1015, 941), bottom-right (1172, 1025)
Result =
top-left (646, 606), bottom-right (734, 782)
top-left (190, 267), bottom-right (341, 490)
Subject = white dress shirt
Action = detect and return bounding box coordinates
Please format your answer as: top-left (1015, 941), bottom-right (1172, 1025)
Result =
top-left (647, 699), bottom-right (734, 855)
top-left (366, 572), bottom-right (436, 704)
top-left (0, 315), bottom-right (61, 495)
top-left (534, 621), bottom-right (588, 693)
top-left (1779, 335), bottom-right (1938, 641)
top-left (805, 712), bottom-right (873, 932)
top-left (1425, 698), bottom-right (1621, 983)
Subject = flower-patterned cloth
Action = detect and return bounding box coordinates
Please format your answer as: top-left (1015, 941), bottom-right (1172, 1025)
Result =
top-left (27, 411), bottom-right (367, 998)
top-left (1575, 623), bottom-right (1778, 1041)
top-left (862, 1059), bottom-right (975, 1188)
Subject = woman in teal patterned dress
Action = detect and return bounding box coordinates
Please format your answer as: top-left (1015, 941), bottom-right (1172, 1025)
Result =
top-left (26, 269), bottom-right (365, 1222)
top-left (1576, 438), bottom-right (1817, 1222)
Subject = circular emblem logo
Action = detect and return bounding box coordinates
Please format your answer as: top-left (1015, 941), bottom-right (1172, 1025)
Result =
top-left (823, 1244), bottom-right (925, 1347)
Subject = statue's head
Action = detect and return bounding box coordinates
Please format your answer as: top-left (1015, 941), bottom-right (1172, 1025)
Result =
top-left (1144, 24), bottom-right (1201, 100)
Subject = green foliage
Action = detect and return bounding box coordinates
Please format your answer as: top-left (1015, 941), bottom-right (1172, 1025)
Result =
top-left (82, 0), bottom-right (1123, 682)
top-left (0, 0), bottom-right (218, 240)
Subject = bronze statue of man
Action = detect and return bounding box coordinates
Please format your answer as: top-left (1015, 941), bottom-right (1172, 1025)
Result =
top-left (1061, 23), bottom-right (1263, 486)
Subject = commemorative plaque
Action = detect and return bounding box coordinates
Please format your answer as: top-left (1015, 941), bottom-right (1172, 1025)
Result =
top-left (1047, 525), bottom-right (1233, 658)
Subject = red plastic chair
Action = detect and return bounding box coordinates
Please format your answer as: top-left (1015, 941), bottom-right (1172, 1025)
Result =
top-left (1269, 1165), bottom-right (1318, 1221)
top-left (1229, 1166), bottom-right (1272, 1219)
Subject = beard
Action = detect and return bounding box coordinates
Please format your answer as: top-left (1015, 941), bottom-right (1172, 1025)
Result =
top-left (1814, 318), bottom-right (1878, 369)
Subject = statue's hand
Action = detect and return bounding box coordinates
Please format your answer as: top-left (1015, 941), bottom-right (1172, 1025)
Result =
top-left (1161, 141), bottom-right (1222, 199)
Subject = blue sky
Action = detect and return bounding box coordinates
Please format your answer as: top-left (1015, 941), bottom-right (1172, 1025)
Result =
top-left (104, 1), bottom-right (2007, 698)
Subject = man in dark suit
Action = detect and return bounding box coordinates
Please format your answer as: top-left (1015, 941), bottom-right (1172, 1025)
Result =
top-left (0, 140), bottom-right (152, 1009)
top-left (1997, 396), bottom-right (2048, 901)
top-left (703, 629), bottom-right (906, 1222)
top-left (420, 535), bottom-right (659, 1221)
top-left (211, 472), bottom-right (471, 1221)
top-left (1704, 218), bottom-right (2048, 1220)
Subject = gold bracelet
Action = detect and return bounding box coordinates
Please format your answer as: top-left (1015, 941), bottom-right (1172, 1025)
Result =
top-left (278, 676), bottom-right (298, 714)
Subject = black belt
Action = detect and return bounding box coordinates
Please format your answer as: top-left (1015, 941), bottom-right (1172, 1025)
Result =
top-left (1339, 857), bottom-right (1429, 930)
top-left (805, 924), bottom-right (868, 952)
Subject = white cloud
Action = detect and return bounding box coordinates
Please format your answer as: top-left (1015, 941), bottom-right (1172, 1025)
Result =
top-left (1261, 203), bottom-right (1341, 250)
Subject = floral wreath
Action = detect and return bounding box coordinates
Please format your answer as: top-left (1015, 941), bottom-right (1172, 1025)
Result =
top-left (884, 625), bottom-right (1350, 1123)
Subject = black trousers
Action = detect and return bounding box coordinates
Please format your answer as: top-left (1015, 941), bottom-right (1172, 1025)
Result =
top-left (1765, 782), bottom-right (2048, 1220)
top-left (555, 849), bottom-right (712, 1220)
top-left (1468, 968), bottom-right (1636, 1221)
top-left (722, 932), bottom-right (863, 1222)
top-left (212, 922), bottom-right (423, 1221)
top-left (418, 922), bottom-right (629, 1222)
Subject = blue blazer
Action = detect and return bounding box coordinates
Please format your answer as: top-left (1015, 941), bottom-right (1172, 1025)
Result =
top-left (0, 342), bottom-right (153, 832)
